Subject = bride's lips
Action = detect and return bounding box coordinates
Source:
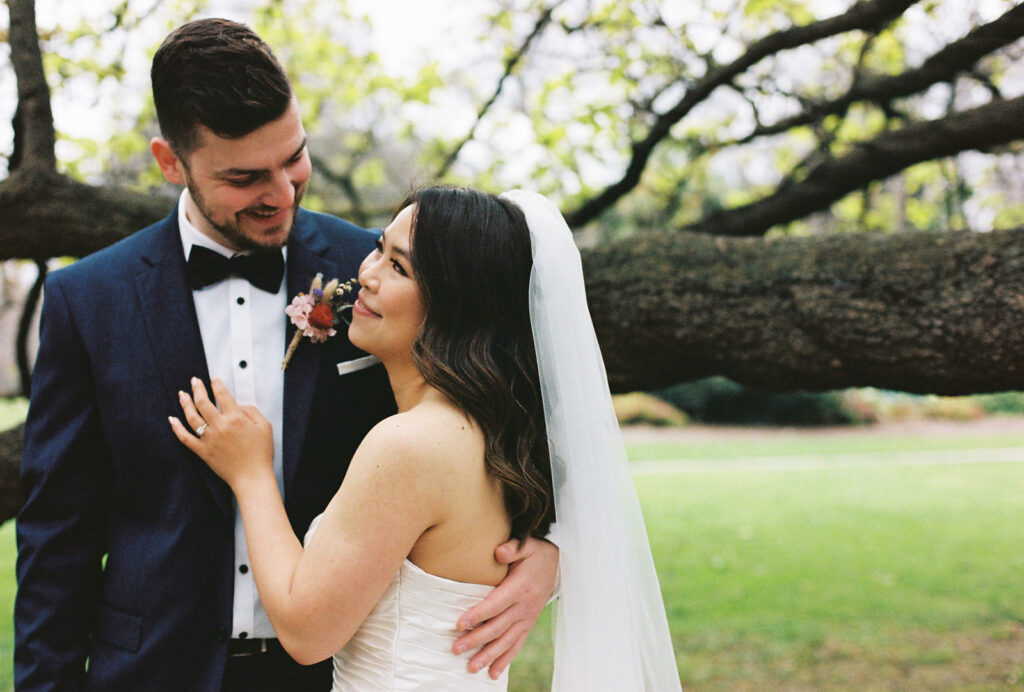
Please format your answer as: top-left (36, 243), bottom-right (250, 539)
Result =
top-left (352, 296), bottom-right (381, 318)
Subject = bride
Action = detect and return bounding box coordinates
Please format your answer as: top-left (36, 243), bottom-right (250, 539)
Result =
top-left (170, 187), bottom-right (680, 691)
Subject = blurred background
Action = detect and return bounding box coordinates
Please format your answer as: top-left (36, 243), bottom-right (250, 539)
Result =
top-left (1, 0), bottom-right (1023, 689)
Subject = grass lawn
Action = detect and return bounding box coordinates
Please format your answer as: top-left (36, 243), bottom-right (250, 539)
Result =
top-left (2, 421), bottom-right (1022, 691)
top-left (510, 426), bottom-right (1024, 691)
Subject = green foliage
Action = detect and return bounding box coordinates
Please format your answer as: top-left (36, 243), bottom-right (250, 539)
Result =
top-left (14, 0), bottom-right (1023, 237)
top-left (742, 0), bottom-right (814, 28)
top-left (972, 391), bottom-right (1024, 415)
top-left (0, 398), bottom-right (27, 431)
top-left (658, 381), bottom-right (1022, 428)
top-left (658, 377), bottom-right (860, 426)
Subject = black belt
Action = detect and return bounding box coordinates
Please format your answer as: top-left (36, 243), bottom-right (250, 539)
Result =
top-left (227, 638), bottom-right (285, 657)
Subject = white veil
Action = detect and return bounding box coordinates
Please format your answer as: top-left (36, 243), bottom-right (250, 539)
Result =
top-left (500, 190), bottom-right (681, 691)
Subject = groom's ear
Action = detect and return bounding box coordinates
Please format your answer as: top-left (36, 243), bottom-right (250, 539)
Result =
top-left (150, 137), bottom-right (187, 185)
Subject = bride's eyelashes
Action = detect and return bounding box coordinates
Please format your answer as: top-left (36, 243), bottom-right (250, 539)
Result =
top-left (374, 236), bottom-right (411, 277)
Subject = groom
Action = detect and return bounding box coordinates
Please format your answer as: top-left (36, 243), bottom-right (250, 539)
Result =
top-left (15, 18), bottom-right (557, 692)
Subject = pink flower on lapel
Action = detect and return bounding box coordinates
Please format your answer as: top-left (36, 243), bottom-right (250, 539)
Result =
top-left (281, 273), bottom-right (357, 370)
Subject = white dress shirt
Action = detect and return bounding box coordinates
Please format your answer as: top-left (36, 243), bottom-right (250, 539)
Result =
top-left (177, 189), bottom-right (286, 640)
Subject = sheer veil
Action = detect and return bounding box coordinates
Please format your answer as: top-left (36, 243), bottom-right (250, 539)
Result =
top-left (500, 190), bottom-right (681, 691)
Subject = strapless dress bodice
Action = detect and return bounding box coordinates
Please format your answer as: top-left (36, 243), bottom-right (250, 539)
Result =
top-left (305, 515), bottom-right (509, 691)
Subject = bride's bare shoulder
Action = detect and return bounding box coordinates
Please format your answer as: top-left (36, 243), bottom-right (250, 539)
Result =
top-left (354, 399), bottom-right (483, 475)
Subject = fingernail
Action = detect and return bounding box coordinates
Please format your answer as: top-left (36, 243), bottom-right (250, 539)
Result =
top-left (178, 391), bottom-right (186, 399)
top-left (468, 662), bottom-right (480, 673)
top-left (191, 377), bottom-right (200, 385)
top-left (454, 644), bottom-right (465, 654)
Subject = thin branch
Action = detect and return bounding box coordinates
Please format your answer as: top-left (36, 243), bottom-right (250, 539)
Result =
top-left (565, 0), bottom-right (920, 227)
top-left (728, 2), bottom-right (1024, 146)
top-left (434, 4), bottom-right (557, 179)
top-left (310, 153), bottom-right (368, 226)
top-left (683, 95), bottom-right (1024, 237)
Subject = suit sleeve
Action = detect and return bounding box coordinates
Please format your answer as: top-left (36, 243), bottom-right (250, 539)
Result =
top-left (15, 275), bottom-right (112, 691)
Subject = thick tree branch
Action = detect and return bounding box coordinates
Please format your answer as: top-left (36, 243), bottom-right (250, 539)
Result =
top-left (683, 95), bottom-right (1024, 237)
top-left (0, 168), bottom-right (172, 260)
top-left (585, 225), bottom-right (1024, 396)
top-left (564, 0), bottom-right (919, 227)
top-left (6, 0), bottom-right (55, 170)
top-left (4, 221), bottom-right (1024, 523)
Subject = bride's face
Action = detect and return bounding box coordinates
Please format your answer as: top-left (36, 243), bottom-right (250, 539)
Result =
top-left (349, 205), bottom-right (425, 360)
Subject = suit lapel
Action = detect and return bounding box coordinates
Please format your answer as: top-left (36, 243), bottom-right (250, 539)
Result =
top-left (282, 217), bottom-right (341, 497)
top-left (131, 213), bottom-right (233, 526)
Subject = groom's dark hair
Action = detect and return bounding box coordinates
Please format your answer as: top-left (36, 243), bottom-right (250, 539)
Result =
top-left (151, 18), bottom-right (293, 156)
top-left (398, 187), bottom-right (554, 542)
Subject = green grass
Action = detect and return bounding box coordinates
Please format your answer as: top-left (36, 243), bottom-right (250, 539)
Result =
top-left (0, 399), bottom-right (24, 691)
top-left (626, 426), bottom-right (1024, 461)
top-left (0, 522), bottom-right (11, 692)
top-left (510, 434), bottom-right (1024, 691)
top-left (2, 423), bottom-right (1023, 691)
top-left (0, 399), bottom-right (27, 433)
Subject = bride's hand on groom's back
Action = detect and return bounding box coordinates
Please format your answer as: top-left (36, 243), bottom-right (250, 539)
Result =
top-left (452, 537), bottom-right (559, 679)
top-left (169, 377), bottom-right (275, 491)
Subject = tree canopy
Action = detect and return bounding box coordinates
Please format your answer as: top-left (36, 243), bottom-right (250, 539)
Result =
top-left (1, 0), bottom-right (1023, 521)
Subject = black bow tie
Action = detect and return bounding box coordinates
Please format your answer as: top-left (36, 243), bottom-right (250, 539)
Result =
top-left (185, 245), bottom-right (285, 294)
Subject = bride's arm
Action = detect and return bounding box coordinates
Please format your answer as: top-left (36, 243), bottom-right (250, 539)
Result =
top-left (169, 377), bottom-right (439, 664)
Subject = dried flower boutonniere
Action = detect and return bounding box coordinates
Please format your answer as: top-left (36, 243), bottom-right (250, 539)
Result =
top-left (282, 273), bottom-right (358, 370)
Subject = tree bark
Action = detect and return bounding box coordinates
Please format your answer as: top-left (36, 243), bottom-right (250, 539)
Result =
top-left (0, 168), bottom-right (173, 260)
top-left (0, 426), bottom-right (23, 526)
top-left (585, 225), bottom-right (1024, 395)
top-left (7, 0), bottom-right (55, 170)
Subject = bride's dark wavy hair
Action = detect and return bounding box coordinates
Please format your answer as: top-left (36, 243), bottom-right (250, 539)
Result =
top-left (398, 186), bottom-right (553, 541)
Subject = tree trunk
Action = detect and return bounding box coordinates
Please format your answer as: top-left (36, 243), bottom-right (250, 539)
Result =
top-left (586, 225), bottom-right (1024, 395)
top-left (0, 427), bottom-right (23, 527)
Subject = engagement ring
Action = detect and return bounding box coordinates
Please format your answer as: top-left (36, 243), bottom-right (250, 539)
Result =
top-left (195, 423), bottom-right (208, 438)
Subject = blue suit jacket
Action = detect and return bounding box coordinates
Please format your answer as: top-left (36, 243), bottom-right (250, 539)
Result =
top-left (14, 208), bottom-right (396, 691)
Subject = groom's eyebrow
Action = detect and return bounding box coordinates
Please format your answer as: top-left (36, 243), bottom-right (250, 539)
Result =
top-left (217, 138), bottom-right (308, 177)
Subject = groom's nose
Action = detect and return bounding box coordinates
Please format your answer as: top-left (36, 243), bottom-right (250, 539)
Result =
top-left (262, 168), bottom-right (298, 209)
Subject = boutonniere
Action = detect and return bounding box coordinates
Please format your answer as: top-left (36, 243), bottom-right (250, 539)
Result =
top-left (282, 273), bottom-right (358, 370)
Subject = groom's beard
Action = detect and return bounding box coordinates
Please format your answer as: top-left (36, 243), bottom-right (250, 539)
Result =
top-left (184, 173), bottom-right (305, 254)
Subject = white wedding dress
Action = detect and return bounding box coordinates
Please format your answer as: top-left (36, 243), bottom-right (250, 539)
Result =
top-left (304, 515), bottom-right (509, 691)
